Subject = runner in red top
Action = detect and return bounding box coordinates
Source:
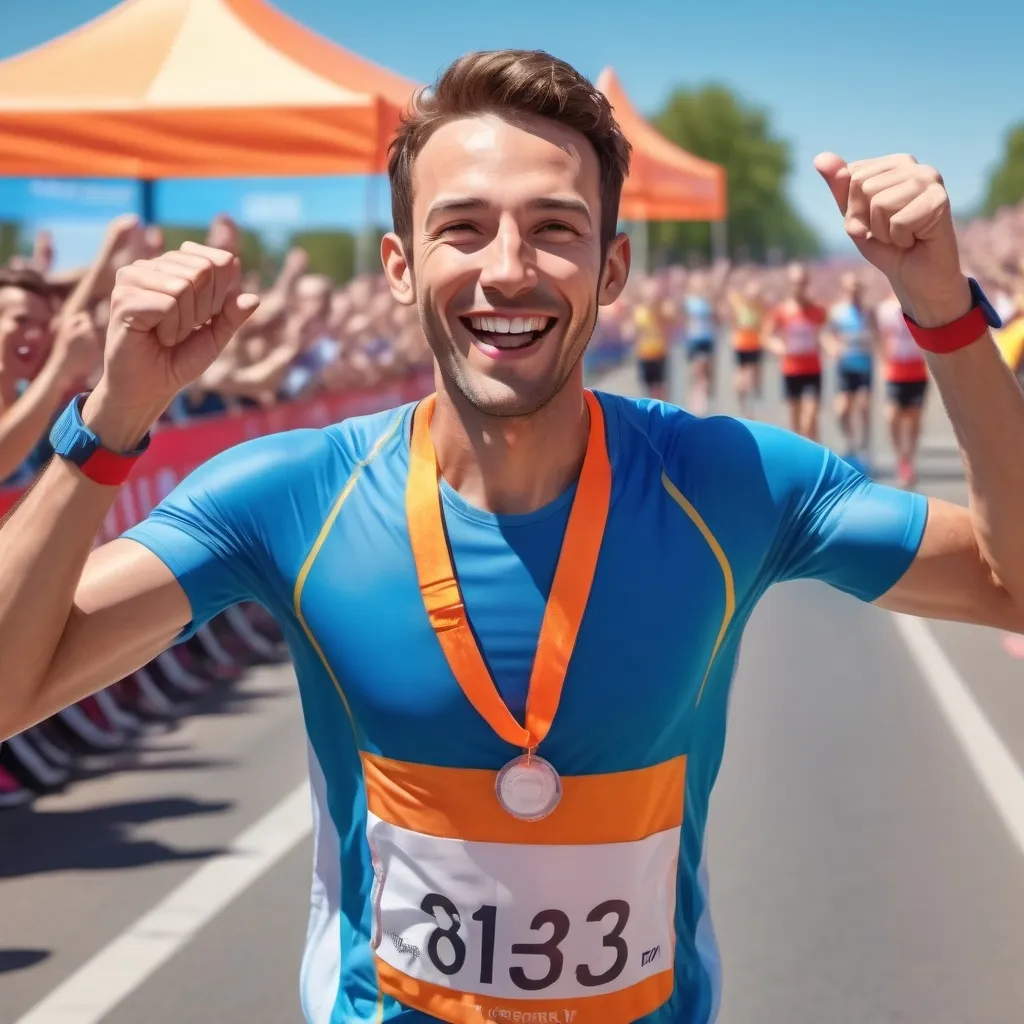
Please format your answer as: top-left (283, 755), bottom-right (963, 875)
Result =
top-left (764, 262), bottom-right (827, 440)
top-left (877, 285), bottom-right (929, 488)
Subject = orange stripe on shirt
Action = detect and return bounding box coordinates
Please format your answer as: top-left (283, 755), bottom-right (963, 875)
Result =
top-left (361, 752), bottom-right (686, 845)
top-left (376, 959), bottom-right (674, 1024)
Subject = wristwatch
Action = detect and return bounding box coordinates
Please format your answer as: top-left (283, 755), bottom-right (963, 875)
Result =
top-left (49, 393), bottom-right (151, 486)
top-left (902, 277), bottom-right (1003, 354)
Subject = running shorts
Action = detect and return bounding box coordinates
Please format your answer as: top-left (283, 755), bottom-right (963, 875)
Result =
top-left (886, 380), bottom-right (927, 408)
top-left (783, 372), bottom-right (822, 401)
top-left (639, 357), bottom-right (667, 388)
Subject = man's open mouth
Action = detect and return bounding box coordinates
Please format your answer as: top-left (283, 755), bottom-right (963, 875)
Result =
top-left (461, 315), bottom-right (557, 351)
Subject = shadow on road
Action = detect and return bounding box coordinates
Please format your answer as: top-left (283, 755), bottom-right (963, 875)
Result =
top-left (0, 796), bottom-right (231, 878)
top-left (0, 949), bottom-right (50, 974)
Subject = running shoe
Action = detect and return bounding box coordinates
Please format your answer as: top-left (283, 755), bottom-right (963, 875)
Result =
top-left (1, 733), bottom-right (70, 793)
top-left (223, 605), bottom-right (288, 662)
top-left (94, 687), bottom-right (145, 736)
top-left (58, 698), bottom-right (127, 751)
top-left (0, 761), bottom-right (34, 809)
top-left (153, 650), bottom-right (211, 697)
top-left (28, 724), bottom-right (76, 769)
top-left (124, 668), bottom-right (186, 720)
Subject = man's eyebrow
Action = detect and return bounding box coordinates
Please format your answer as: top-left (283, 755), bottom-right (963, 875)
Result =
top-left (527, 196), bottom-right (593, 223)
top-left (424, 197), bottom-right (489, 222)
top-left (423, 195), bottom-right (593, 224)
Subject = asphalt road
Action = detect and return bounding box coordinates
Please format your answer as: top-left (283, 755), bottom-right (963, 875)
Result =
top-left (3, 349), bottom-right (1024, 1024)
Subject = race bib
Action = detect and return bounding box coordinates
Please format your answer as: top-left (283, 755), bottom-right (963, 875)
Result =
top-left (785, 322), bottom-right (818, 356)
top-left (887, 322), bottom-right (920, 362)
top-left (362, 753), bottom-right (686, 1024)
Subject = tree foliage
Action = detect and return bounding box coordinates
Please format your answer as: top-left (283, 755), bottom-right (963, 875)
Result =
top-left (644, 84), bottom-right (820, 264)
top-left (983, 123), bottom-right (1024, 216)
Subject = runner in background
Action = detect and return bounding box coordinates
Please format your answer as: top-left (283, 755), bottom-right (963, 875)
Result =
top-left (678, 262), bottom-right (730, 416)
top-left (632, 276), bottom-right (671, 400)
top-left (726, 277), bottom-right (765, 418)
top-left (763, 262), bottom-right (826, 440)
top-left (877, 286), bottom-right (929, 488)
top-left (823, 271), bottom-right (877, 473)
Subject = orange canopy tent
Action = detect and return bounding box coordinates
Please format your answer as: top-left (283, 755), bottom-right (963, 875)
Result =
top-left (0, 0), bottom-right (420, 181)
top-left (597, 67), bottom-right (726, 224)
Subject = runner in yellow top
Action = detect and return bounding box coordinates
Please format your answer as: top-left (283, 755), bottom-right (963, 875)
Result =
top-left (632, 277), bottom-right (671, 401)
top-left (726, 279), bottom-right (765, 418)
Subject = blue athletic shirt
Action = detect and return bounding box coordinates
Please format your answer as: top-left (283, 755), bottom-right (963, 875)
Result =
top-left (828, 302), bottom-right (874, 375)
top-left (123, 391), bottom-right (927, 1024)
top-left (682, 295), bottom-right (716, 346)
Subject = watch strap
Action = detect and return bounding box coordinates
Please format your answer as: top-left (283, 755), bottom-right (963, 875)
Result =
top-left (49, 393), bottom-right (150, 486)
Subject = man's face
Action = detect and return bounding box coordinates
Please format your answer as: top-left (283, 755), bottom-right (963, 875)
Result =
top-left (386, 113), bottom-right (628, 417)
top-left (0, 286), bottom-right (53, 383)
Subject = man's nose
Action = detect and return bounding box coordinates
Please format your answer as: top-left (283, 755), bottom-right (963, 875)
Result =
top-left (478, 217), bottom-right (537, 298)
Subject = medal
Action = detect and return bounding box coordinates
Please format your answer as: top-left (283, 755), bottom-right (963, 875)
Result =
top-left (496, 753), bottom-right (562, 821)
top-left (406, 390), bottom-right (611, 820)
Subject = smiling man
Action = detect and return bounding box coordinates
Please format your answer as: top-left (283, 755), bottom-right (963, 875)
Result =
top-left (3, 49), bottom-right (1024, 1024)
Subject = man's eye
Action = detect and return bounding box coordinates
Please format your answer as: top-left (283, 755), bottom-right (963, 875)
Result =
top-left (441, 223), bottom-right (476, 234)
top-left (538, 222), bottom-right (577, 234)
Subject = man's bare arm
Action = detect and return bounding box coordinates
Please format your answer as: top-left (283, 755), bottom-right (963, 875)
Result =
top-left (0, 459), bottom-right (190, 740)
top-left (0, 243), bottom-right (258, 741)
top-left (875, 498), bottom-right (1023, 631)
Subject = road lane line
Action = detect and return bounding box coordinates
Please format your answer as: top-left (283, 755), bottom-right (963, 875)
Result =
top-left (892, 613), bottom-right (1024, 856)
top-left (13, 780), bottom-right (313, 1024)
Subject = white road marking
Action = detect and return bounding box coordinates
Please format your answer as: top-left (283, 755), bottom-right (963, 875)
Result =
top-left (13, 781), bottom-right (313, 1024)
top-left (892, 613), bottom-right (1024, 856)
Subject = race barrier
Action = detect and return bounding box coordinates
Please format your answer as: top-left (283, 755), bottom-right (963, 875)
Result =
top-left (0, 370), bottom-right (434, 532)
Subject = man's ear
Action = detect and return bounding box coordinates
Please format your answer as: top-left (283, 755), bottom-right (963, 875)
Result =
top-left (382, 233), bottom-right (415, 306)
top-left (598, 232), bottom-right (631, 305)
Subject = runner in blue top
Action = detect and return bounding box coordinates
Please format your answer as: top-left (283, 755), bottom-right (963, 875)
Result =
top-left (2, 50), bottom-right (1024, 1024)
top-left (824, 271), bottom-right (878, 472)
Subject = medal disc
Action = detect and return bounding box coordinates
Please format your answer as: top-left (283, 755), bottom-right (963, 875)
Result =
top-left (496, 754), bottom-right (562, 821)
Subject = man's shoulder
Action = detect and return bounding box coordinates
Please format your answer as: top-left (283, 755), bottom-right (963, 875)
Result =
top-left (600, 391), bottom-right (828, 497)
top-left (323, 400), bottom-right (413, 465)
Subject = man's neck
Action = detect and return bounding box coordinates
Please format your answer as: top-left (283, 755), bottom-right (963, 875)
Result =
top-left (429, 369), bottom-right (590, 516)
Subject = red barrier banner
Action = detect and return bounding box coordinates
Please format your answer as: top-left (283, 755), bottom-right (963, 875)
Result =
top-left (0, 371), bottom-right (434, 535)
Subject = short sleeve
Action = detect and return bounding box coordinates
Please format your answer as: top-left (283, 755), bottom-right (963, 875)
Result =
top-left (122, 429), bottom-right (329, 639)
top-left (763, 427), bottom-right (928, 600)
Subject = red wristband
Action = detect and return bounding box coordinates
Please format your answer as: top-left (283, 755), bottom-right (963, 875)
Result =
top-left (902, 305), bottom-right (989, 354)
top-left (901, 278), bottom-right (1000, 354)
top-left (77, 447), bottom-right (140, 487)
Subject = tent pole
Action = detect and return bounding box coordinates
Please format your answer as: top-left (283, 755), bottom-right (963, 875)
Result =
top-left (711, 219), bottom-right (728, 263)
top-left (632, 219), bottom-right (649, 277)
top-left (139, 179), bottom-right (156, 225)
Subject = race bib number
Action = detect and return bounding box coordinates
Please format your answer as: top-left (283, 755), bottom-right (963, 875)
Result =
top-left (367, 814), bottom-right (679, 1022)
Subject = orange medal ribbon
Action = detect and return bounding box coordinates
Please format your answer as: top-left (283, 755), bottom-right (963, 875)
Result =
top-left (406, 390), bottom-right (611, 753)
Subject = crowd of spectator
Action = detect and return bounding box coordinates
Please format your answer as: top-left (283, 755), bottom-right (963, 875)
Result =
top-left (0, 212), bottom-right (437, 810)
top-left (3, 202), bottom-right (1023, 811)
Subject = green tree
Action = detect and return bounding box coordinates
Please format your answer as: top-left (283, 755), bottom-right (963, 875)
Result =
top-left (290, 229), bottom-right (358, 283)
top-left (645, 84), bottom-right (820, 264)
top-left (983, 124), bottom-right (1024, 216)
top-left (0, 222), bottom-right (20, 265)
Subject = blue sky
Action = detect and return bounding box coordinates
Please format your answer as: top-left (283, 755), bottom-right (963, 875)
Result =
top-left (1, 0), bottom-right (1021, 268)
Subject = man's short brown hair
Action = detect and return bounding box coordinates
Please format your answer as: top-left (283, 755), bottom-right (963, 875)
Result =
top-left (0, 265), bottom-right (50, 300)
top-left (388, 50), bottom-right (631, 261)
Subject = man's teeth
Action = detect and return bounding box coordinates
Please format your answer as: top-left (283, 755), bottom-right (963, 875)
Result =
top-left (468, 315), bottom-right (549, 334)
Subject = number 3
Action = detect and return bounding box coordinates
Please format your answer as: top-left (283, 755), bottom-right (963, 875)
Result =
top-left (576, 899), bottom-right (630, 987)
